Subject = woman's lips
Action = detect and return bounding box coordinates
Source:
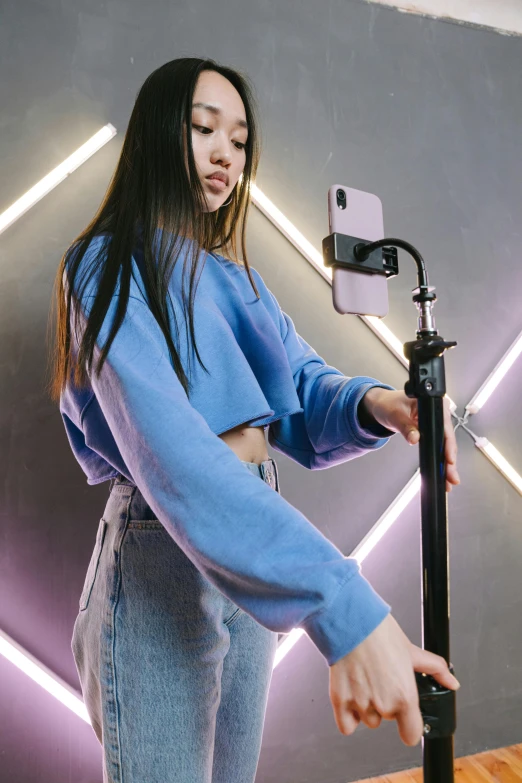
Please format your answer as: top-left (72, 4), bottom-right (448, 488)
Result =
top-left (206, 177), bottom-right (227, 191)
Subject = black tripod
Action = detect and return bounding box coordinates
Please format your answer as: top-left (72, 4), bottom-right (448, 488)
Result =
top-left (323, 231), bottom-right (457, 782)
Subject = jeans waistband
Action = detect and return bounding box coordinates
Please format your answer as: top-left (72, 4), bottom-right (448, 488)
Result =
top-left (109, 457), bottom-right (280, 495)
top-left (240, 458), bottom-right (280, 492)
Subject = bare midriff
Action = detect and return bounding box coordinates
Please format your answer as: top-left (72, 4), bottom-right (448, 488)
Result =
top-left (217, 423), bottom-right (270, 465)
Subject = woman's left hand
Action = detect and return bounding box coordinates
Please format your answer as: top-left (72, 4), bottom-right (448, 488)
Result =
top-left (362, 388), bottom-right (460, 492)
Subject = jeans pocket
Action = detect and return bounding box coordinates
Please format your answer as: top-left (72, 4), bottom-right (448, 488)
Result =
top-left (79, 518), bottom-right (108, 611)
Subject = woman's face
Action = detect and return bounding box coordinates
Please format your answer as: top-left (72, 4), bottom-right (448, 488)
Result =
top-left (184, 69), bottom-right (248, 212)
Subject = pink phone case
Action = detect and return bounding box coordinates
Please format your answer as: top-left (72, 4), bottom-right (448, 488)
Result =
top-left (328, 185), bottom-right (389, 317)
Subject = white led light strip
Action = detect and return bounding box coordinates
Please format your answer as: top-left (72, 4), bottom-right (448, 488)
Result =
top-left (465, 329), bottom-right (522, 414)
top-left (0, 124), bottom-right (117, 236)
top-left (0, 629), bottom-right (90, 723)
top-left (475, 438), bottom-right (522, 495)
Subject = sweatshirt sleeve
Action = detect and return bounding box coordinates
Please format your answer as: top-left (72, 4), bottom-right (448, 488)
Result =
top-left (73, 276), bottom-right (391, 667)
top-left (258, 281), bottom-right (397, 470)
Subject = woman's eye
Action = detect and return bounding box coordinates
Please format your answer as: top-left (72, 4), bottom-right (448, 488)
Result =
top-left (193, 125), bottom-right (245, 151)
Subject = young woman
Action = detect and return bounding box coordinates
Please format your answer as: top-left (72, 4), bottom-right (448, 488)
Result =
top-left (48, 57), bottom-right (460, 783)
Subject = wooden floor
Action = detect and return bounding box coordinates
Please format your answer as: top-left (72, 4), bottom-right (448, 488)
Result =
top-left (357, 743), bottom-right (522, 782)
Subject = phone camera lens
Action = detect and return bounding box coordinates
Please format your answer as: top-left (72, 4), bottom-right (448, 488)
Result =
top-left (337, 189), bottom-right (346, 200)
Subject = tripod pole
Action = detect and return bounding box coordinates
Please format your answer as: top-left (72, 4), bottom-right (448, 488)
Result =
top-left (322, 233), bottom-right (458, 780)
top-left (404, 291), bottom-right (457, 782)
top-left (354, 237), bottom-right (459, 780)
top-left (416, 390), bottom-right (455, 780)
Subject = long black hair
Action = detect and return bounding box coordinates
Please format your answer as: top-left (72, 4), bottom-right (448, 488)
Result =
top-left (47, 57), bottom-right (262, 403)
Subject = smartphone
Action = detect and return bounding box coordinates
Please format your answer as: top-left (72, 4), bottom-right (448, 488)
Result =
top-left (328, 185), bottom-right (389, 317)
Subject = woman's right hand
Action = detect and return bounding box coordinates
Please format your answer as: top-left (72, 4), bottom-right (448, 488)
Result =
top-left (328, 613), bottom-right (460, 746)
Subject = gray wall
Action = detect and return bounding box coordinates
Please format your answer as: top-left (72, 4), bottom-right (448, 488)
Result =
top-left (1, 1), bottom-right (521, 781)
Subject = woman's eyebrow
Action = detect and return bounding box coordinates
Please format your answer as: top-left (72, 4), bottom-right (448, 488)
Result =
top-left (192, 102), bottom-right (248, 130)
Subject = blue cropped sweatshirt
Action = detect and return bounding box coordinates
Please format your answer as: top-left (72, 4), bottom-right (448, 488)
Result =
top-left (59, 230), bottom-right (397, 666)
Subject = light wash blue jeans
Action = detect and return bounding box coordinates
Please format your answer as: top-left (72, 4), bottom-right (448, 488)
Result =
top-left (71, 458), bottom-right (281, 783)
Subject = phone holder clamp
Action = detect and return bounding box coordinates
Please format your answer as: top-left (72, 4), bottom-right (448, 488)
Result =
top-left (322, 232), bottom-right (399, 278)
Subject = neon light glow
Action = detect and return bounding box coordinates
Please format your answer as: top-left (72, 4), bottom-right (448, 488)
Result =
top-left (0, 124), bottom-right (117, 236)
top-left (466, 330), bottom-right (522, 415)
top-left (0, 629), bottom-right (91, 724)
top-left (475, 438), bottom-right (522, 496)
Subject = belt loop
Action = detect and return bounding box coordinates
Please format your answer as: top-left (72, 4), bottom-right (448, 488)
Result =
top-left (270, 458), bottom-right (281, 494)
top-left (109, 472), bottom-right (123, 491)
top-left (261, 458), bottom-right (279, 492)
